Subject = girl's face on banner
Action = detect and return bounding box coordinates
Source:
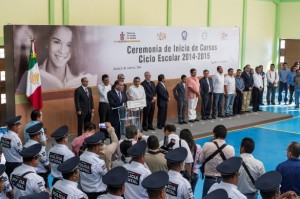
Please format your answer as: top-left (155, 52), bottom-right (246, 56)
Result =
top-left (48, 27), bottom-right (73, 68)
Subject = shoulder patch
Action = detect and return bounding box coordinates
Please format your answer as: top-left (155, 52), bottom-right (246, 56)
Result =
top-left (166, 182), bottom-right (178, 196)
top-left (126, 171), bottom-right (141, 185)
top-left (78, 160), bottom-right (92, 174)
top-left (52, 187), bottom-right (68, 199)
top-left (11, 175), bottom-right (27, 191)
top-left (49, 152), bottom-right (64, 164)
top-left (1, 137), bottom-right (11, 148)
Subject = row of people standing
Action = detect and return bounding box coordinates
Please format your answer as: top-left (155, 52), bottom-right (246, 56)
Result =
top-left (95, 72), bottom-right (170, 140)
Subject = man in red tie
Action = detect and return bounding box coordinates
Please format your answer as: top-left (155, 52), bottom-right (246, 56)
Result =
top-left (74, 77), bottom-right (94, 136)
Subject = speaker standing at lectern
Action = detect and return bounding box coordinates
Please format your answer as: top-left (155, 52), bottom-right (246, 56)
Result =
top-left (74, 77), bottom-right (94, 136)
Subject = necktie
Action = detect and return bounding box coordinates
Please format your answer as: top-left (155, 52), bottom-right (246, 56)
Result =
top-left (118, 91), bottom-right (122, 103)
top-left (85, 88), bottom-right (89, 97)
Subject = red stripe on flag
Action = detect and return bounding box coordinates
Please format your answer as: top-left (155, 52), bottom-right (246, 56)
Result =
top-left (28, 86), bottom-right (43, 110)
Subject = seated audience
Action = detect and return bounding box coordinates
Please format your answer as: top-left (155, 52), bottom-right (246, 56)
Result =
top-left (276, 141), bottom-right (300, 195)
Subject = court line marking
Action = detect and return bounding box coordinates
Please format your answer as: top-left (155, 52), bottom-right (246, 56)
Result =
top-left (194, 115), bottom-right (300, 140)
top-left (256, 126), bottom-right (300, 135)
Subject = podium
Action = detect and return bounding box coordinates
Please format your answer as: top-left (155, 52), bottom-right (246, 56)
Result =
top-left (118, 99), bottom-right (146, 136)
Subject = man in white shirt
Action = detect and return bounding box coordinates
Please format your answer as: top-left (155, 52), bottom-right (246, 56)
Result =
top-left (212, 66), bottom-right (225, 119)
top-left (252, 67), bottom-right (264, 112)
top-left (98, 74), bottom-right (112, 123)
top-left (208, 157), bottom-right (247, 199)
top-left (200, 125), bottom-right (235, 197)
top-left (237, 138), bottom-right (265, 199)
top-left (266, 64), bottom-right (278, 105)
top-left (128, 77), bottom-right (146, 130)
top-left (224, 68), bottom-right (236, 117)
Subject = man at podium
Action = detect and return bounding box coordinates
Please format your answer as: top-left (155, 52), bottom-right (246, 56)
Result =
top-left (107, 80), bottom-right (128, 139)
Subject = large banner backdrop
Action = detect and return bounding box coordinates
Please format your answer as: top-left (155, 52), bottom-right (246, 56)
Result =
top-left (10, 25), bottom-right (239, 93)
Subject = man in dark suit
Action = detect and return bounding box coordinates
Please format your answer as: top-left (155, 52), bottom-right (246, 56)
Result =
top-left (74, 77), bottom-right (94, 136)
top-left (156, 74), bottom-right (169, 129)
top-left (173, 75), bottom-right (187, 124)
top-left (141, 71), bottom-right (156, 131)
top-left (200, 69), bottom-right (213, 120)
top-left (107, 80), bottom-right (128, 139)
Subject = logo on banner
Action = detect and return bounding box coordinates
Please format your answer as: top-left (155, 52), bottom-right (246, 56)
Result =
top-left (201, 31), bottom-right (208, 41)
top-left (120, 32), bottom-right (125, 41)
top-left (221, 32), bottom-right (228, 40)
top-left (157, 32), bottom-right (166, 40)
top-left (115, 32), bottom-right (140, 43)
top-left (181, 31), bottom-right (188, 40)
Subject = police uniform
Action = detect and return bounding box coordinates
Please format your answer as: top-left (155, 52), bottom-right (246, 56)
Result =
top-left (24, 123), bottom-right (50, 187)
top-left (208, 157), bottom-right (247, 199)
top-left (0, 164), bottom-right (13, 199)
top-left (203, 189), bottom-right (230, 199)
top-left (165, 147), bottom-right (194, 199)
top-left (255, 171), bottom-right (282, 199)
top-left (51, 156), bottom-right (88, 199)
top-left (97, 166), bottom-right (128, 199)
top-left (142, 170), bottom-right (169, 199)
top-left (10, 144), bottom-right (46, 198)
top-left (0, 115), bottom-right (23, 177)
top-left (48, 125), bottom-right (74, 185)
top-left (19, 192), bottom-right (49, 199)
top-left (79, 132), bottom-right (107, 199)
top-left (123, 140), bottom-right (151, 199)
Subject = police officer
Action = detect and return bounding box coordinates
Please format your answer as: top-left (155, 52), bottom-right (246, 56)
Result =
top-left (123, 140), bottom-right (151, 199)
top-left (0, 164), bottom-right (14, 198)
top-left (52, 156), bottom-right (88, 199)
top-left (203, 189), bottom-right (230, 199)
top-left (98, 166), bottom-right (128, 199)
top-left (255, 171), bottom-right (297, 199)
top-left (0, 115), bottom-right (23, 178)
top-left (142, 170), bottom-right (169, 199)
top-left (48, 125), bottom-right (74, 186)
top-left (208, 157), bottom-right (246, 199)
top-left (165, 147), bottom-right (194, 199)
top-left (24, 123), bottom-right (50, 187)
top-left (79, 132), bottom-right (107, 199)
top-left (19, 192), bottom-right (49, 199)
top-left (10, 143), bottom-right (47, 198)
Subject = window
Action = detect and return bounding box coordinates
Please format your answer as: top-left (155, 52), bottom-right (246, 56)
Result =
top-left (280, 56), bottom-right (285, 63)
top-left (280, 40), bottom-right (285, 49)
top-left (0, 48), bottom-right (4, 59)
top-left (1, 94), bottom-right (6, 104)
top-left (0, 71), bottom-right (5, 81)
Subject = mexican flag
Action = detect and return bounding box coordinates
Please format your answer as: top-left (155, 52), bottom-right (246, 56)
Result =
top-left (26, 40), bottom-right (43, 109)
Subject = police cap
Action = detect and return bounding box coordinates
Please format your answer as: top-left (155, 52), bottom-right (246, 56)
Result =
top-left (127, 140), bottom-right (147, 157)
top-left (84, 132), bottom-right (105, 145)
top-left (255, 171), bottom-right (282, 193)
top-left (6, 115), bottom-right (22, 126)
top-left (165, 147), bottom-right (187, 163)
top-left (57, 156), bottom-right (80, 173)
top-left (204, 189), bottom-right (230, 199)
top-left (26, 123), bottom-right (43, 135)
top-left (102, 166), bottom-right (128, 187)
top-left (142, 171), bottom-right (169, 190)
top-left (20, 143), bottom-right (42, 158)
top-left (51, 125), bottom-right (69, 139)
top-left (216, 157), bottom-right (242, 176)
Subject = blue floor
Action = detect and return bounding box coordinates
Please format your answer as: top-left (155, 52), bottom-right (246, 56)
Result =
top-left (194, 104), bottom-right (300, 198)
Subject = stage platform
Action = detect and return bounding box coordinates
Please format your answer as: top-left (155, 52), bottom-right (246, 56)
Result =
top-left (141, 110), bottom-right (293, 141)
top-left (48, 109), bottom-right (292, 148)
